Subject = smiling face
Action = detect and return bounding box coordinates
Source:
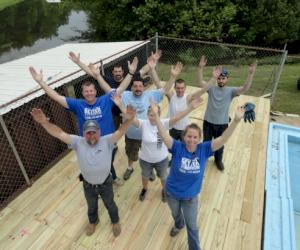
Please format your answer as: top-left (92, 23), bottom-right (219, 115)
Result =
top-left (82, 82), bottom-right (97, 104)
top-left (174, 80), bottom-right (186, 97)
top-left (147, 105), bottom-right (161, 125)
top-left (84, 130), bottom-right (100, 145)
top-left (112, 66), bottom-right (124, 83)
top-left (183, 124), bottom-right (202, 152)
top-left (132, 81), bottom-right (144, 96)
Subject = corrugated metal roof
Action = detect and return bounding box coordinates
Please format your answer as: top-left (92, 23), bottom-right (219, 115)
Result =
top-left (0, 41), bottom-right (148, 115)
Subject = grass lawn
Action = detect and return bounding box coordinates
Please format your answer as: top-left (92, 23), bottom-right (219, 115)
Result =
top-left (0, 0), bottom-right (23, 10)
top-left (157, 62), bottom-right (300, 115)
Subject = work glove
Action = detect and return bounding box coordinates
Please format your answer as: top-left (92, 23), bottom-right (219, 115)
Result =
top-left (244, 102), bottom-right (256, 123)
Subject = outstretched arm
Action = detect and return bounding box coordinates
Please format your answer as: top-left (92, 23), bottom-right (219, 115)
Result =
top-left (30, 108), bottom-right (71, 144)
top-left (211, 105), bottom-right (245, 151)
top-left (169, 97), bottom-right (202, 127)
top-left (115, 57), bottom-right (138, 95)
top-left (197, 55), bottom-right (208, 88)
top-left (148, 55), bottom-right (163, 89)
top-left (235, 60), bottom-right (257, 96)
top-left (29, 67), bottom-right (68, 108)
top-left (163, 62), bottom-right (183, 94)
top-left (112, 105), bottom-right (136, 143)
top-left (151, 103), bottom-right (173, 149)
top-left (139, 50), bottom-right (162, 77)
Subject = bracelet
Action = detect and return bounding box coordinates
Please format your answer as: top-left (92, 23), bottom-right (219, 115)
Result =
top-left (128, 72), bottom-right (134, 76)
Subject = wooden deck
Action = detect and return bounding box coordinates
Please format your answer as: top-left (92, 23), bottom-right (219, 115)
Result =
top-left (0, 86), bottom-right (270, 250)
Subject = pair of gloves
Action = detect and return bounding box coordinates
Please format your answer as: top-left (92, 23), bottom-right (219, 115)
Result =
top-left (243, 102), bottom-right (256, 123)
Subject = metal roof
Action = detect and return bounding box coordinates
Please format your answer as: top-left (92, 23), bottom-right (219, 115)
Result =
top-left (0, 41), bottom-right (149, 115)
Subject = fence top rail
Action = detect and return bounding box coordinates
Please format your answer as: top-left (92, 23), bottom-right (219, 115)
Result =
top-left (0, 40), bottom-right (150, 114)
top-left (158, 35), bottom-right (286, 53)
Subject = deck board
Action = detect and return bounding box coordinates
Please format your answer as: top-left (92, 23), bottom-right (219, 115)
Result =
top-left (0, 86), bottom-right (270, 250)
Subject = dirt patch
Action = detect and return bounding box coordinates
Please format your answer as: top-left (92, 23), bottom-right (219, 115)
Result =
top-left (270, 112), bottom-right (300, 127)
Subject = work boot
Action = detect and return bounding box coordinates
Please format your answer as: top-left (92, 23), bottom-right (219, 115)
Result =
top-left (139, 188), bottom-right (147, 201)
top-left (112, 223), bottom-right (121, 237)
top-left (86, 218), bottom-right (99, 236)
top-left (170, 226), bottom-right (181, 237)
top-left (113, 177), bottom-right (124, 186)
top-left (161, 189), bottom-right (166, 203)
top-left (215, 160), bottom-right (224, 171)
top-left (123, 168), bottom-right (134, 180)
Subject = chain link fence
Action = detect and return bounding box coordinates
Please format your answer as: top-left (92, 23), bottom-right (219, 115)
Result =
top-left (0, 35), bottom-right (287, 209)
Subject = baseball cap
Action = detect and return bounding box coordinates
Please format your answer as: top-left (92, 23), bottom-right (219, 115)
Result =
top-left (83, 120), bottom-right (99, 133)
top-left (220, 68), bottom-right (229, 77)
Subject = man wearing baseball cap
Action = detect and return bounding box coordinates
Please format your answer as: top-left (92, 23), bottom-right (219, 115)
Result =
top-left (198, 55), bottom-right (257, 171)
top-left (30, 105), bottom-right (136, 237)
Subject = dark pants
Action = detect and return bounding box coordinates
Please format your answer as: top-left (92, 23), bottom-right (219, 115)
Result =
top-left (169, 128), bottom-right (183, 141)
top-left (111, 146), bottom-right (118, 180)
top-left (203, 120), bottom-right (228, 162)
top-left (83, 175), bottom-right (119, 224)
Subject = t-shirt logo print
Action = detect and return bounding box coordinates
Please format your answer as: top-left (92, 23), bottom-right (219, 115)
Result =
top-left (157, 131), bottom-right (163, 149)
top-left (179, 157), bottom-right (200, 174)
top-left (84, 107), bottom-right (102, 120)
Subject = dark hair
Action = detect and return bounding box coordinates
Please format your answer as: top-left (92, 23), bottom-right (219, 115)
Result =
top-left (183, 123), bottom-right (202, 138)
top-left (174, 79), bottom-right (186, 87)
top-left (81, 81), bottom-right (96, 89)
top-left (113, 64), bottom-right (123, 70)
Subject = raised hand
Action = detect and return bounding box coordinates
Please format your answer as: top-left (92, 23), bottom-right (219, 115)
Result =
top-left (151, 50), bottom-right (162, 62)
top-left (171, 62), bottom-right (183, 77)
top-left (87, 63), bottom-right (100, 78)
top-left (111, 92), bottom-right (123, 107)
top-left (243, 102), bottom-right (256, 123)
top-left (30, 108), bottom-right (49, 124)
top-left (213, 66), bottom-right (222, 79)
top-left (123, 104), bottom-right (136, 121)
top-left (249, 60), bottom-right (258, 75)
top-left (198, 55), bottom-right (207, 68)
top-left (147, 56), bottom-right (157, 70)
top-left (68, 51), bottom-right (80, 64)
top-left (234, 105), bottom-right (246, 122)
top-left (29, 67), bottom-right (44, 83)
top-left (150, 102), bottom-right (159, 117)
top-left (128, 56), bottom-right (138, 74)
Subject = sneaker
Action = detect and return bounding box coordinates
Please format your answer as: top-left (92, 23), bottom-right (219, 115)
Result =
top-left (170, 226), bottom-right (181, 237)
top-left (149, 171), bottom-right (156, 182)
top-left (113, 177), bottom-right (124, 186)
top-left (215, 160), bottom-right (225, 171)
top-left (161, 189), bottom-right (166, 202)
top-left (86, 218), bottom-right (99, 236)
top-left (123, 168), bottom-right (134, 180)
top-left (139, 188), bottom-right (147, 201)
top-left (112, 223), bottom-right (121, 237)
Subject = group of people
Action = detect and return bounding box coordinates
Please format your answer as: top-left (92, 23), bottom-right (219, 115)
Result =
top-left (29, 50), bottom-right (257, 250)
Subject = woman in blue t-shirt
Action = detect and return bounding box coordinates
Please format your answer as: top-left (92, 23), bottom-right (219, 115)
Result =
top-left (151, 103), bottom-right (245, 250)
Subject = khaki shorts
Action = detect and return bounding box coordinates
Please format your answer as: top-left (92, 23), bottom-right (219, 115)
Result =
top-left (125, 136), bottom-right (141, 161)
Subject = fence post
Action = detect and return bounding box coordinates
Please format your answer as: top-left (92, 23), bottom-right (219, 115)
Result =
top-left (270, 47), bottom-right (288, 106)
top-left (155, 32), bottom-right (159, 51)
top-left (100, 60), bottom-right (104, 76)
top-left (0, 115), bottom-right (31, 185)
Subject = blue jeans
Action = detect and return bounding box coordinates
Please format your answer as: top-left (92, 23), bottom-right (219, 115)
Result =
top-left (166, 192), bottom-right (200, 250)
top-left (83, 175), bottom-right (119, 224)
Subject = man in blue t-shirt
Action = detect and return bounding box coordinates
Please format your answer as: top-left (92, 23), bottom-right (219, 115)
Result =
top-left (29, 58), bottom-right (138, 185)
top-left (198, 55), bottom-right (257, 171)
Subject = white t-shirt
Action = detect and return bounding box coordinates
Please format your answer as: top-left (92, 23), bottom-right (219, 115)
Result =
top-left (168, 94), bottom-right (189, 130)
top-left (138, 118), bottom-right (170, 163)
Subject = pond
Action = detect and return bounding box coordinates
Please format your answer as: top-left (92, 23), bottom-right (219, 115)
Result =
top-left (0, 0), bottom-right (91, 63)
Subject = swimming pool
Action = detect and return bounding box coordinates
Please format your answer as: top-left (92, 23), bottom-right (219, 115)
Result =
top-left (264, 122), bottom-right (300, 250)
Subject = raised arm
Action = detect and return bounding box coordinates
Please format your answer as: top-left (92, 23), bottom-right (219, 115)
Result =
top-left (148, 55), bottom-right (163, 89)
top-left (169, 97), bottom-right (202, 127)
top-left (235, 60), bottom-right (257, 96)
top-left (111, 94), bottom-right (140, 128)
top-left (211, 105), bottom-right (245, 151)
top-left (29, 67), bottom-right (68, 108)
top-left (197, 55), bottom-right (208, 88)
top-left (30, 108), bottom-right (71, 144)
top-left (151, 103), bottom-right (173, 149)
top-left (115, 57), bottom-right (138, 95)
top-left (112, 105), bottom-right (136, 143)
top-left (139, 50), bottom-right (162, 77)
top-left (163, 62), bottom-right (183, 94)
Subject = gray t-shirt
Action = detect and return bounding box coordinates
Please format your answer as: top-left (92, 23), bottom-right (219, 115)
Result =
top-left (204, 86), bottom-right (238, 124)
top-left (69, 134), bottom-right (113, 184)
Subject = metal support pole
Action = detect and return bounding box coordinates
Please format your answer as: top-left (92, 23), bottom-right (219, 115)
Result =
top-left (155, 32), bottom-right (159, 52)
top-left (270, 48), bottom-right (288, 106)
top-left (100, 60), bottom-right (104, 76)
top-left (0, 115), bottom-right (31, 185)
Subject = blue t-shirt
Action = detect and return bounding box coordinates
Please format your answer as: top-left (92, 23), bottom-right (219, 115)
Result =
top-left (66, 91), bottom-right (115, 136)
top-left (166, 140), bottom-right (214, 199)
top-left (122, 89), bottom-right (164, 140)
